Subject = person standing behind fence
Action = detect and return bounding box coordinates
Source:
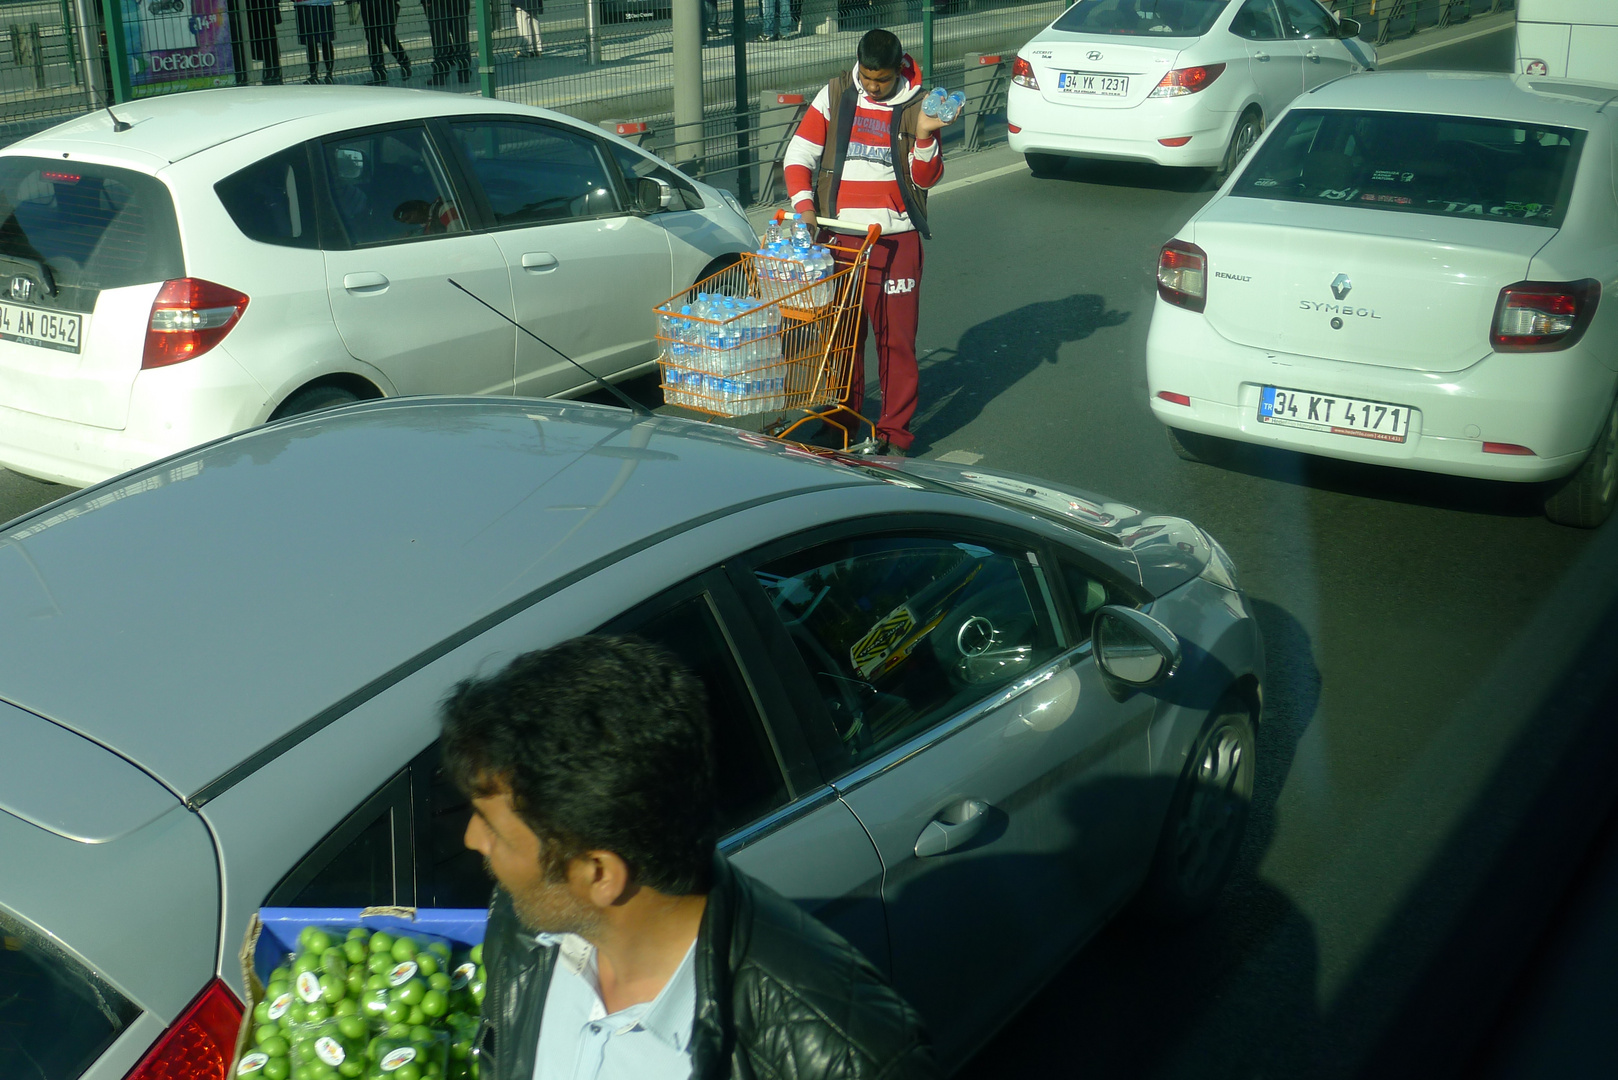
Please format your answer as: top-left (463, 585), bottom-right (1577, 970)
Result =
top-left (294, 0), bottom-right (336, 82)
top-left (423, 0), bottom-right (471, 84)
top-left (757, 0), bottom-right (790, 40)
top-left (245, 0), bottom-right (283, 83)
top-left (360, 0), bottom-right (411, 82)
top-left (512, 0), bottom-right (542, 57)
top-left (782, 29), bottom-right (949, 456)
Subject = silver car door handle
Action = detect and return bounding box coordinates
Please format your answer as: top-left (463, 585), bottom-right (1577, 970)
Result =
top-left (342, 272), bottom-right (389, 293)
top-left (521, 252), bottom-right (559, 272)
top-left (1253, 51), bottom-right (1270, 61)
top-left (913, 798), bottom-right (991, 858)
top-left (1305, 49), bottom-right (1321, 61)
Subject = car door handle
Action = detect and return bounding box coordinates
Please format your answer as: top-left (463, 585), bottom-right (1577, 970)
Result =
top-left (342, 272), bottom-right (389, 293)
top-left (1253, 51), bottom-right (1270, 61)
top-left (914, 798), bottom-right (992, 858)
top-left (1305, 49), bottom-right (1321, 61)
top-left (520, 252), bottom-right (559, 272)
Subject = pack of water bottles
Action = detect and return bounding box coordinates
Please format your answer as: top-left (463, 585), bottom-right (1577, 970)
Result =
top-left (756, 213), bottom-right (838, 308)
top-left (657, 291), bottom-right (788, 417)
top-left (922, 86), bottom-right (967, 123)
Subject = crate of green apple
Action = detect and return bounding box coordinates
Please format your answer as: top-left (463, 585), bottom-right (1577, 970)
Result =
top-left (234, 911), bottom-right (488, 1080)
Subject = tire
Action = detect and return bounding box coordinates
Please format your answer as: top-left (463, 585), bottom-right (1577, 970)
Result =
top-left (1218, 109), bottom-right (1263, 178)
top-left (1545, 397), bottom-right (1618, 528)
top-left (270, 384), bottom-right (362, 421)
top-left (1165, 425), bottom-right (1228, 465)
top-left (1025, 152), bottom-right (1063, 179)
top-left (1139, 699), bottom-right (1255, 922)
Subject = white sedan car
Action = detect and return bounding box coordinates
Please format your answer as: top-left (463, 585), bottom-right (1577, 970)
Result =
top-left (1008, 0), bottom-right (1373, 175)
top-left (1146, 72), bottom-right (1618, 528)
top-left (0, 87), bottom-right (757, 488)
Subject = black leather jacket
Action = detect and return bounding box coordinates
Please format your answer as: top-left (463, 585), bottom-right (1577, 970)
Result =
top-left (475, 852), bottom-right (938, 1080)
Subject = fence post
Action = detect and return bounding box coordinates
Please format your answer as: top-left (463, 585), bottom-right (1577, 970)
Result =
top-left (585, 0), bottom-right (602, 65)
top-left (672, 0), bottom-right (703, 166)
top-left (98, 0), bottom-right (131, 102)
top-left (59, 0), bottom-right (81, 85)
top-left (921, 0), bottom-right (932, 83)
top-left (732, 0), bottom-right (752, 205)
top-left (474, 0), bottom-right (496, 96)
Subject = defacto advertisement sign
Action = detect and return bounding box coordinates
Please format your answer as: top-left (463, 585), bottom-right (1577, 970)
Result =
top-left (124, 0), bottom-right (236, 96)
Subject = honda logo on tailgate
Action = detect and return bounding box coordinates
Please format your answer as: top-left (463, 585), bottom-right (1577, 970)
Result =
top-left (9, 276), bottom-right (32, 303)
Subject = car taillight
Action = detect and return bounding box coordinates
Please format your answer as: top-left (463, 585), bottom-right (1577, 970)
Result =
top-left (1012, 56), bottom-right (1039, 89)
top-left (1491, 279), bottom-right (1600, 352)
top-left (1158, 240), bottom-right (1208, 313)
top-left (143, 278), bottom-right (250, 370)
top-left (1149, 63), bottom-right (1226, 97)
top-left (125, 979), bottom-right (242, 1080)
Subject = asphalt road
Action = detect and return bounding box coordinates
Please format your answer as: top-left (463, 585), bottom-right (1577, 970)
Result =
top-left (0, 18), bottom-right (1592, 1079)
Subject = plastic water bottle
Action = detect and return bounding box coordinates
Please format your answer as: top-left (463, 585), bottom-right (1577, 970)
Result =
top-left (789, 213), bottom-right (814, 249)
top-left (921, 86), bottom-right (947, 117)
top-left (938, 90), bottom-right (967, 124)
top-left (764, 217), bottom-right (784, 246)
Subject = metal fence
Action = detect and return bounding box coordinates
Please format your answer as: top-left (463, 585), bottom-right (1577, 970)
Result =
top-left (0, 0), bottom-right (1517, 200)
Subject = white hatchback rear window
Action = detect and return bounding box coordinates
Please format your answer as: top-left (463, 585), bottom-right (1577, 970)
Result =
top-left (1232, 109), bottom-right (1585, 228)
top-left (1052, 0), bottom-right (1229, 36)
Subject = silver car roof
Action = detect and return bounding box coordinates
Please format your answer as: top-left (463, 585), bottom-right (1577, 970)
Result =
top-left (0, 398), bottom-right (874, 803)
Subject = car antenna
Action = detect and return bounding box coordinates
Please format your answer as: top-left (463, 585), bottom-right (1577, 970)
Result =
top-left (105, 103), bottom-right (131, 132)
top-left (449, 278), bottom-right (653, 417)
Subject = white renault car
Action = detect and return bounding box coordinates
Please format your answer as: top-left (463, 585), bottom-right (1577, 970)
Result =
top-left (0, 87), bottom-right (756, 488)
top-left (1008, 0), bottom-right (1374, 176)
top-left (1146, 71), bottom-right (1618, 528)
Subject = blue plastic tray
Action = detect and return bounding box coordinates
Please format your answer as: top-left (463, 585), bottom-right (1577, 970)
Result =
top-left (254, 907), bottom-right (488, 983)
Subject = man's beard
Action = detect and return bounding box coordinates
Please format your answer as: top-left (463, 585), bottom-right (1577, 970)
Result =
top-left (487, 856), bottom-right (603, 937)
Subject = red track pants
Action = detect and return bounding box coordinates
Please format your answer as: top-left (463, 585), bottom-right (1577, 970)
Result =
top-left (823, 229), bottom-right (923, 450)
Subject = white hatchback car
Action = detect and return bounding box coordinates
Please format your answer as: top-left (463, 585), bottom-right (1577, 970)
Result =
top-left (1146, 72), bottom-right (1618, 527)
top-left (0, 87), bottom-right (757, 488)
top-left (1008, 0), bottom-right (1373, 175)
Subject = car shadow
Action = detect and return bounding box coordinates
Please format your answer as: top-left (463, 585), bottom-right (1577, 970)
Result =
top-left (1178, 435), bottom-right (1550, 519)
top-left (1034, 156), bottom-right (1223, 195)
top-left (947, 597), bottom-right (1326, 1079)
top-left (906, 293), bottom-right (1131, 454)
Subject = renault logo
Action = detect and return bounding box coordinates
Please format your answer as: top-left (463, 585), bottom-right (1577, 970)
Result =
top-left (8, 276), bottom-right (32, 303)
top-left (1087, 50), bottom-right (1103, 60)
top-left (1330, 273), bottom-right (1352, 301)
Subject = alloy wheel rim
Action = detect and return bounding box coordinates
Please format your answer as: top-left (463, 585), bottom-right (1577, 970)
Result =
top-left (1174, 723), bottom-right (1249, 896)
top-left (1233, 120), bottom-right (1259, 165)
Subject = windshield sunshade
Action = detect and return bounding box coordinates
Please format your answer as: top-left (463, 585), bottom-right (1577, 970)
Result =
top-left (1232, 108), bottom-right (1585, 228)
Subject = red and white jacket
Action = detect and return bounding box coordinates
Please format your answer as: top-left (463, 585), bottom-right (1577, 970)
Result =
top-left (782, 55), bottom-right (943, 236)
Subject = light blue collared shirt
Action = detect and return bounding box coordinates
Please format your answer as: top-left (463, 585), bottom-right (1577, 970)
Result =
top-left (532, 933), bottom-right (697, 1080)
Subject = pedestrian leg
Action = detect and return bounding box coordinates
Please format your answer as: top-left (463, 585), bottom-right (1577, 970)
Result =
top-left (425, 0), bottom-right (451, 82)
top-left (361, 0), bottom-right (387, 80)
top-left (869, 233), bottom-right (922, 450)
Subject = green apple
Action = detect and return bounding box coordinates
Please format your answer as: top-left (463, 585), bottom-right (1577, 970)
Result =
top-left (261, 1035), bottom-right (290, 1059)
top-left (305, 1003), bottom-right (332, 1024)
top-left (392, 1065), bottom-right (421, 1080)
top-left (389, 938), bottom-right (418, 964)
top-left (396, 980), bottom-right (425, 1007)
top-left (406, 1007), bottom-right (426, 1027)
top-left (292, 953), bottom-right (321, 977)
top-left (319, 974), bottom-right (346, 1004)
top-left (426, 973), bottom-right (451, 993)
top-left (346, 970), bottom-right (365, 996)
top-left (302, 928), bottom-right (334, 955)
top-left (368, 932), bottom-right (395, 955)
top-left (292, 1065), bottom-right (315, 1080)
top-left (383, 1000), bottom-right (409, 1025)
top-left (414, 954), bottom-right (439, 979)
top-left (254, 1025), bottom-right (277, 1046)
top-left (333, 999), bottom-right (358, 1018)
top-left (469, 981), bottom-right (484, 1009)
top-left (344, 941), bottom-right (368, 966)
top-left (263, 1058), bottom-right (291, 1080)
top-left (338, 1062), bottom-right (364, 1078)
top-left (408, 1026), bottom-right (434, 1046)
top-left (322, 950), bottom-right (349, 978)
top-left (367, 954), bottom-right (391, 975)
top-left (418, 991), bottom-right (447, 1020)
top-left (266, 980), bottom-right (291, 1003)
top-left (366, 974), bottom-right (388, 991)
top-left (385, 1023), bottom-right (411, 1038)
top-left (254, 1001), bottom-right (273, 1026)
top-left (467, 945), bottom-right (482, 966)
top-left (347, 928), bottom-right (368, 942)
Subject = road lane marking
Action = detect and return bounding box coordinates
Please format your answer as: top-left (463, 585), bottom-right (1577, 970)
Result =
top-left (930, 161), bottom-right (1029, 197)
top-left (1380, 20), bottom-right (1512, 64)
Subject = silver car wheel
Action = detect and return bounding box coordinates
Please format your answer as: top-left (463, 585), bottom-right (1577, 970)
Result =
top-left (1174, 720), bottom-right (1250, 898)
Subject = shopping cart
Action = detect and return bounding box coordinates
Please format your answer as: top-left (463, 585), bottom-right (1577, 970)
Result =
top-left (653, 212), bottom-right (882, 449)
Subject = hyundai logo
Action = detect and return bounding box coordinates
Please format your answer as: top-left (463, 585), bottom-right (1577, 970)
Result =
top-left (8, 276), bottom-right (32, 303)
top-left (1330, 273), bottom-right (1352, 301)
top-left (1086, 50), bottom-right (1103, 60)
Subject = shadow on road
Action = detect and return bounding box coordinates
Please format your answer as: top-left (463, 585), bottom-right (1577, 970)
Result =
top-left (1034, 157), bottom-right (1222, 195)
top-left (911, 293), bottom-right (1130, 453)
top-left (1176, 434), bottom-right (1550, 519)
top-left (954, 598), bottom-right (1326, 1079)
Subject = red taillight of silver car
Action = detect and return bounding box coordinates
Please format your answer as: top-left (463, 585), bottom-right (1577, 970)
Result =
top-left (1157, 240), bottom-right (1208, 313)
top-left (142, 278), bottom-right (250, 370)
top-left (1149, 63), bottom-right (1226, 98)
top-left (1011, 56), bottom-right (1040, 90)
top-left (123, 979), bottom-right (242, 1080)
top-left (1491, 279), bottom-right (1601, 352)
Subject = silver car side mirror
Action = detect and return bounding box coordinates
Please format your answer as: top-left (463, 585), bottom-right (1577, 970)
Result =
top-left (1094, 605), bottom-right (1181, 689)
top-left (636, 177), bottom-right (676, 213)
top-left (1336, 16), bottom-right (1361, 37)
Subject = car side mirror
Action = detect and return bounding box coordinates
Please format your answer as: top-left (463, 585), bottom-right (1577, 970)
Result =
top-left (637, 176), bottom-right (676, 213)
top-left (1093, 605), bottom-right (1181, 691)
top-left (1336, 16), bottom-right (1360, 37)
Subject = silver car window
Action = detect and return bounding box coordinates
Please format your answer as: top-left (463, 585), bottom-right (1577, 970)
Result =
top-left (321, 125), bottom-right (467, 247)
top-left (756, 536), bottom-right (1063, 771)
top-left (448, 119), bottom-right (622, 227)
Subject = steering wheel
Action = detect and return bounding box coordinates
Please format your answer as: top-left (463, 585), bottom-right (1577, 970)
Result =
top-left (786, 621), bottom-right (870, 752)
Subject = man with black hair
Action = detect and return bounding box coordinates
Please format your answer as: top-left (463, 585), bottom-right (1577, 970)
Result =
top-left (442, 635), bottom-right (937, 1080)
top-left (783, 28), bottom-right (951, 457)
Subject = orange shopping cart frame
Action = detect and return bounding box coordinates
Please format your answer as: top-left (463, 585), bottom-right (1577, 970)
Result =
top-left (653, 213), bottom-right (882, 449)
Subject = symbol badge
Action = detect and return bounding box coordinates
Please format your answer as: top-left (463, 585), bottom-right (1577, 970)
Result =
top-left (1330, 273), bottom-right (1352, 301)
top-left (8, 276), bottom-right (32, 303)
top-left (1086, 50), bottom-right (1103, 60)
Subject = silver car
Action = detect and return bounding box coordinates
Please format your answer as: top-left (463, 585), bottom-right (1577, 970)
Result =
top-left (0, 398), bottom-right (1263, 1077)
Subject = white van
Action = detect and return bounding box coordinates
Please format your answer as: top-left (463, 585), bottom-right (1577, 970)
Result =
top-left (1515, 0), bottom-right (1618, 84)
